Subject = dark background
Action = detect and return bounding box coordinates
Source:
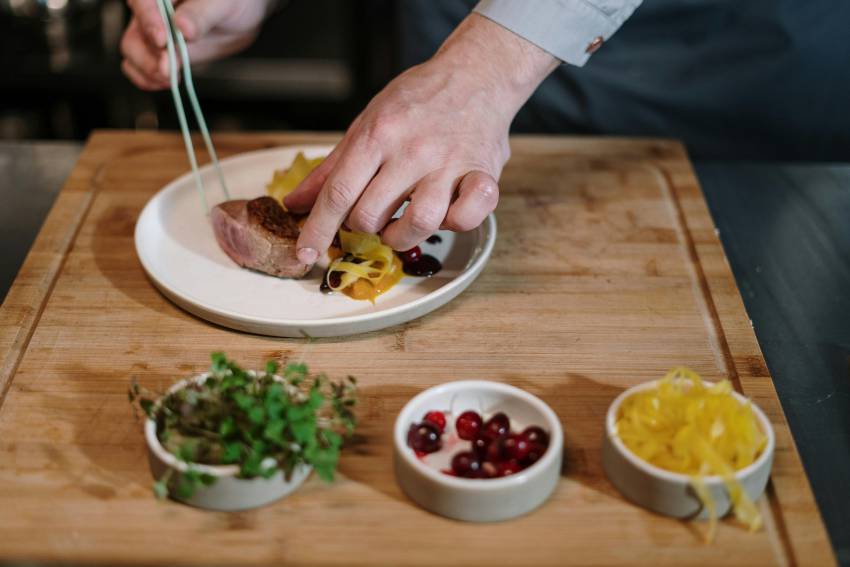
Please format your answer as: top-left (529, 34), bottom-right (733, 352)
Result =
top-left (1, 0), bottom-right (398, 140)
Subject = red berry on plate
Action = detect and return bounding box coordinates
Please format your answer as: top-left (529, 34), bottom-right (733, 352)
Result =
top-left (423, 410), bottom-right (446, 432)
top-left (455, 410), bottom-right (483, 440)
top-left (471, 432), bottom-right (491, 458)
top-left (483, 412), bottom-right (510, 440)
top-left (451, 451), bottom-right (481, 478)
top-left (521, 426), bottom-right (549, 448)
top-left (398, 246), bottom-right (422, 264)
top-left (498, 460), bottom-right (522, 477)
top-left (407, 422), bottom-right (442, 454)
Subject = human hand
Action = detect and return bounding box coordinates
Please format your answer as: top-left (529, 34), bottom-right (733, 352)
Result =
top-left (284, 13), bottom-right (558, 261)
top-left (120, 0), bottom-right (272, 90)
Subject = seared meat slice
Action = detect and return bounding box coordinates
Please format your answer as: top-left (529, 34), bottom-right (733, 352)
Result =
top-left (211, 196), bottom-right (312, 279)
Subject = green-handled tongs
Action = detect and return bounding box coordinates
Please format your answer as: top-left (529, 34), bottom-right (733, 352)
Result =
top-left (155, 0), bottom-right (230, 212)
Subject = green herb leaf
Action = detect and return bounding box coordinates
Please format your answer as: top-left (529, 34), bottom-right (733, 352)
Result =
top-left (248, 406), bottom-right (265, 425)
top-left (139, 398), bottom-right (154, 416)
top-left (222, 442), bottom-right (241, 463)
top-left (153, 480), bottom-right (169, 500)
top-left (219, 416), bottom-right (235, 438)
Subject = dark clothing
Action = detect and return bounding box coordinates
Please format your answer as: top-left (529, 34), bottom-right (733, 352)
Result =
top-left (401, 1), bottom-right (850, 161)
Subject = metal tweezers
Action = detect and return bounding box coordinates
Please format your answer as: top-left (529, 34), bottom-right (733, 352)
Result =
top-left (155, 0), bottom-right (230, 212)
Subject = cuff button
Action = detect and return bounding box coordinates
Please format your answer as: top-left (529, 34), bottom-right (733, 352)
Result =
top-left (585, 36), bottom-right (604, 54)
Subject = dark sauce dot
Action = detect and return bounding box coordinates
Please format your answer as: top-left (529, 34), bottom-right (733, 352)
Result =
top-left (402, 254), bottom-right (442, 277)
top-left (319, 270), bottom-right (343, 294)
top-left (426, 234), bottom-right (442, 244)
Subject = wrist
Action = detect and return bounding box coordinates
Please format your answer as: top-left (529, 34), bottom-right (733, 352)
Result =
top-left (431, 12), bottom-right (558, 114)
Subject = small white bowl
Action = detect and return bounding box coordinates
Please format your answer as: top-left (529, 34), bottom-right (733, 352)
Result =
top-left (145, 373), bottom-right (312, 511)
top-left (393, 380), bottom-right (564, 522)
top-left (602, 380), bottom-right (775, 519)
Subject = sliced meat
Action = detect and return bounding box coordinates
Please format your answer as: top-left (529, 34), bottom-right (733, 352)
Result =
top-left (211, 196), bottom-right (312, 279)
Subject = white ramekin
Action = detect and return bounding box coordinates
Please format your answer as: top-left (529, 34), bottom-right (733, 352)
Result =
top-left (393, 380), bottom-right (564, 522)
top-left (602, 380), bottom-right (775, 519)
top-left (145, 373), bottom-right (312, 511)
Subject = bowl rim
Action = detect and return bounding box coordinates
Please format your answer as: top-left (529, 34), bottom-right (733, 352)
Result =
top-left (144, 371), bottom-right (309, 478)
top-left (394, 380), bottom-right (564, 490)
top-left (605, 379), bottom-right (775, 485)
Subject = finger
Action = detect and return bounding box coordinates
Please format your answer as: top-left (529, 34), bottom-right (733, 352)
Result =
top-left (174, 0), bottom-right (235, 41)
top-left (295, 146), bottom-right (381, 264)
top-left (122, 59), bottom-right (169, 91)
top-left (381, 172), bottom-right (453, 251)
top-left (127, 0), bottom-right (167, 48)
top-left (120, 19), bottom-right (165, 79)
top-left (183, 32), bottom-right (257, 65)
top-left (442, 170), bottom-right (499, 232)
top-left (284, 144), bottom-right (344, 213)
top-left (346, 163), bottom-right (418, 234)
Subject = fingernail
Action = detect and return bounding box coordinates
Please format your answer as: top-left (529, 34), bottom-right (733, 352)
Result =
top-left (297, 248), bottom-right (318, 264)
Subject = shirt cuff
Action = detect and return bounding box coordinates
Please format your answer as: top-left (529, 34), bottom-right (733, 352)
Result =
top-left (473, 0), bottom-right (641, 66)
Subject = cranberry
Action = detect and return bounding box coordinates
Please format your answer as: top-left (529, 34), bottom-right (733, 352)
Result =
top-left (451, 451), bottom-right (481, 478)
top-left (480, 461), bottom-right (499, 479)
top-left (503, 433), bottom-right (531, 461)
top-left (483, 412), bottom-right (510, 440)
top-left (521, 444), bottom-right (547, 467)
top-left (486, 435), bottom-right (511, 463)
top-left (398, 246), bottom-right (422, 264)
top-left (471, 432), bottom-right (491, 458)
top-left (423, 411), bottom-right (446, 432)
top-left (498, 460), bottom-right (522, 477)
top-left (407, 422), bottom-right (442, 454)
top-left (521, 426), bottom-right (549, 448)
top-left (455, 410), bottom-right (483, 440)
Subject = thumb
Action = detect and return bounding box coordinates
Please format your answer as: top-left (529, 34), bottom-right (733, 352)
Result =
top-left (173, 0), bottom-right (234, 41)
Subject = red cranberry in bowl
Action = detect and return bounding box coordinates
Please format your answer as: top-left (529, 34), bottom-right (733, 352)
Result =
top-left (423, 411), bottom-right (446, 433)
top-left (498, 460), bottom-right (522, 477)
top-left (503, 433), bottom-right (531, 461)
top-left (455, 410), bottom-right (483, 440)
top-left (520, 425), bottom-right (549, 448)
top-left (407, 422), bottom-right (442, 454)
top-left (521, 444), bottom-right (547, 467)
top-left (485, 435), bottom-right (512, 463)
top-left (451, 451), bottom-right (482, 478)
top-left (483, 412), bottom-right (510, 440)
top-left (471, 432), bottom-right (491, 458)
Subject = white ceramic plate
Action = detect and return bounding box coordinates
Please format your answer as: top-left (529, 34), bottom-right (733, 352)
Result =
top-left (135, 145), bottom-right (496, 337)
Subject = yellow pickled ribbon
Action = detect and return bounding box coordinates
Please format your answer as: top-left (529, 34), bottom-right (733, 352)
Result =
top-left (327, 231), bottom-right (395, 294)
top-left (266, 152), bottom-right (325, 209)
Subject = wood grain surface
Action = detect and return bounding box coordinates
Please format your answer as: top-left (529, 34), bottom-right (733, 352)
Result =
top-left (0, 131), bottom-right (833, 566)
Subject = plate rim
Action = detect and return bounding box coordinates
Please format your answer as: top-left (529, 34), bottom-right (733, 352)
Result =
top-left (134, 144), bottom-right (497, 331)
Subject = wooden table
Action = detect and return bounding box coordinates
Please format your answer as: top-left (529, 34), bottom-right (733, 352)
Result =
top-left (0, 132), bottom-right (834, 566)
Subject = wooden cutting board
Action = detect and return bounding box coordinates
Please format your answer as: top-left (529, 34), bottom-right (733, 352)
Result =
top-left (0, 131), bottom-right (833, 566)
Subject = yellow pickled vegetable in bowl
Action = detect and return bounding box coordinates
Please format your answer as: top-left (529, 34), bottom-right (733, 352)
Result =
top-left (602, 368), bottom-right (775, 542)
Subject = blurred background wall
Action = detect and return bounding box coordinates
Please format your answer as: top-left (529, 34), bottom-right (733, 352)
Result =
top-left (0, 0), bottom-right (399, 140)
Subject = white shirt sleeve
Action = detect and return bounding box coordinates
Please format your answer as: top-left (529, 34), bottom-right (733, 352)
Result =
top-left (474, 0), bottom-right (642, 66)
